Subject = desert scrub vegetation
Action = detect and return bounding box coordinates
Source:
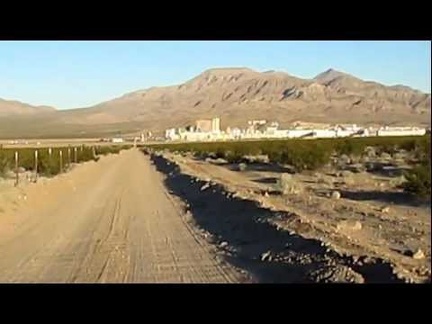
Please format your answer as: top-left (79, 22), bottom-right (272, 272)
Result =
top-left (0, 145), bottom-right (130, 178)
top-left (276, 173), bottom-right (304, 195)
top-left (401, 163), bottom-right (431, 199)
top-left (400, 139), bottom-right (431, 200)
top-left (146, 135), bottom-right (430, 173)
top-left (0, 150), bottom-right (10, 177)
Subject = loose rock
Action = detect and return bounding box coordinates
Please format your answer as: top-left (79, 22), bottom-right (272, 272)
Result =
top-left (219, 241), bottom-right (228, 248)
top-left (331, 191), bottom-right (341, 200)
top-left (309, 265), bottom-right (365, 283)
top-left (380, 152), bottom-right (392, 160)
top-left (200, 183), bottom-right (210, 191)
top-left (261, 251), bottom-right (272, 262)
top-left (238, 163), bottom-right (247, 172)
top-left (413, 249), bottom-right (425, 260)
top-left (380, 206), bottom-right (390, 213)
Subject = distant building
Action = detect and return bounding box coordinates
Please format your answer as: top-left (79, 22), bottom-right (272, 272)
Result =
top-left (112, 137), bottom-right (124, 143)
top-left (376, 127), bottom-right (426, 137)
top-left (211, 117), bottom-right (220, 133)
top-left (163, 117), bottom-right (425, 142)
top-left (195, 118), bottom-right (220, 133)
top-left (265, 125), bottom-right (278, 135)
top-left (196, 119), bottom-right (212, 132)
top-left (231, 128), bottom-right (242, 138)
top-left (248, 120), bottom-right (267, 126)
top-left (165, 128), bottom-right (177, 140)
top-left (185, 125), bottom-right (196, 132)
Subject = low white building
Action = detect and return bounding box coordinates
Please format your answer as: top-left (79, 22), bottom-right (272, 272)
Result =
top-left (163, 119), bottom-right (426, 142)
top-left (286, 129), bottom-right (315, 138)
top-left (179, 132), bottom-right (212, 141)
top-left (112, 138), bottom-right (124, 143)
top-left (313, 129), bottom-right (337, 138)
top-left (165, 128), bottom-right (177, 140)
top-left (376, 127), bottom-right (426, 137)
top-left (231, 128), bottom-right (242, 138)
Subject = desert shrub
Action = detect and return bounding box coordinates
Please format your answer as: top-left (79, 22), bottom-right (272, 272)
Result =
top-left (401, 163), bottom-right (431, 199)
top-left (225, 151), bottom-right (244, 163)
top-left (0, 150), bottom-right (11, 175)
top-left (335, 139), bottom-right (363, 157)
top-left (413, 136), bottom-right (431, 162)
top-left (38, 152), bottom-right (61, 176)
top-left (401, 136), bottom-right (431, 199)
top-left (215, 147), bottom-right (226, 159)
top-left (0, 144), bottom-right (128, 178)
top-left (266, 150), bottom-right (283, 164)
top-left (146, 135), bottom-right (430, 174)
top-left (276, 173), bottom-right (303, 195)
top-left (389, 175), bottom-right (407, 188)
top-left (399, 139), bottom-right (417, 152)
top-left (96, 145), bottom-right (123, 156)
top-left (277, 143), bottom-right (331, 172)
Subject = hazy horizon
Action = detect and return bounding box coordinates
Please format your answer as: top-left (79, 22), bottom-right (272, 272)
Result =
top-left (0, 41), bottom-right (430, 110)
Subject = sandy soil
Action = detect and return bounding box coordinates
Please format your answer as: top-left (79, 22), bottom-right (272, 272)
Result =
top-left (1, 147), bottom-right (429, 283)
top-left (163, 152), bottom-right (431, 283)
top-left (0, 149), bottom-right (244, 283)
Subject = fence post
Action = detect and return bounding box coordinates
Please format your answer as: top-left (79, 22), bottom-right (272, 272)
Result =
top-left (59, 150), bottom-right (63, 173)
top-left (74, 147), bottom-right (77, 163)
top-left (68, 147), bottom-right (71, 166)
top-left (48, 147), bottom-right (52, 166)
top-left (34, 149), bottom-right (38, 183)
top-left (14, 151), bottom-right (19, 187)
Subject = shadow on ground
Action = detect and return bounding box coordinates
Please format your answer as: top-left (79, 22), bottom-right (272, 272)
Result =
top-left (186, 153), bottom-right (294, 175)
top-left (366, 165), bottom-right (407, 178)
top-left (339, 189), bottom-right (429, 207)
top-left (149, 152), bottom-right (405, 283)
top-left (227, 162), bottom-right (294, 174)
top-left (252, 177), bottom-right (279, 185)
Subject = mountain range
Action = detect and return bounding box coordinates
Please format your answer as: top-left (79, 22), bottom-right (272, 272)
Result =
top-left (0, 67), bottom-right (430, 138)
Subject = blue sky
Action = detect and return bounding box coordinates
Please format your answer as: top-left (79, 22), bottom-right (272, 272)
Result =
top-left (0, 41), bottom-right (430, 110)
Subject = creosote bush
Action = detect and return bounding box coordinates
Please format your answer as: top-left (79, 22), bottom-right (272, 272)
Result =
top-left (401, 144), bottom-right (431, 200)
top-left (0, 145), bottom-right (130, 178)
top-left (146, 135), bottom-right (430, 174)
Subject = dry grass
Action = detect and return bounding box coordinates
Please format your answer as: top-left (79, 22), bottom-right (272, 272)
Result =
top-left (277, 173), bottom-right (305, 195)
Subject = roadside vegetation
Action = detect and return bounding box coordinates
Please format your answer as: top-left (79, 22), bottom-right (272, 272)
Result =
top-left (0, 145), bottom-right (131, 178)
top-left (146, 135), bottom-right (430, 199)
top-left (400, 138), bottom-right (431, 200)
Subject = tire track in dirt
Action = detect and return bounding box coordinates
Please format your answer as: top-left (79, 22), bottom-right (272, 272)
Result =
top-left (0, 149), bottom-right (243, 283)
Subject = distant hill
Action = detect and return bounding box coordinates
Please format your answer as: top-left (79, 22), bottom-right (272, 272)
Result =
top-left (0, 67), bottom-right (430, 138)
top-left (0, 98), bottom-right (56, 117)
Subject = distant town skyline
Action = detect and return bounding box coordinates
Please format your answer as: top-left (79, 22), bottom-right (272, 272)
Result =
top-left (0, 41), bottom-right (430, 109)
top-left (164, 117), bottom-right (428, 142)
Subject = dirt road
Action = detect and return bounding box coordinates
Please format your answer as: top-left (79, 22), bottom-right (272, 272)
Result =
top-left (0, 149), bottom-right (242, 283)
